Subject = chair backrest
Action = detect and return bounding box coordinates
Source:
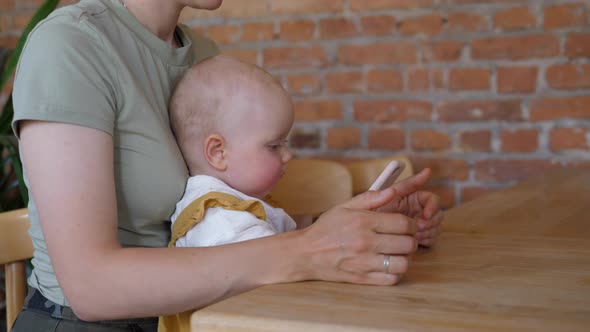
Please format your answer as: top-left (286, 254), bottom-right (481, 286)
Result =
top-left (269, 159), bottom-right (352, 218)
top-left (0, 208), bottom-right (32, 332)
top-left (345, 155), bottom-right (414, 195)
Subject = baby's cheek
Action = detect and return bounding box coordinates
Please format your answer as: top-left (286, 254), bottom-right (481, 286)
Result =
top-left (258, 164), bottom-right (283, 189)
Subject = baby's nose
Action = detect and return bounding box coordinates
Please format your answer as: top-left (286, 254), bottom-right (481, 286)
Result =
top-left (281, 147), bottom-right (293, 163)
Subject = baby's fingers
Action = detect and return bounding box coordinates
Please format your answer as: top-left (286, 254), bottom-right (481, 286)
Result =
top-left (417, 210), bottom-right (444, 231)
top-left (416, 224), bottom-right (442, 247)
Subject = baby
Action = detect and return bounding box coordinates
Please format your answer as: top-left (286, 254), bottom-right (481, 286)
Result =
top-left (168, 55), bottom-right (296, 248)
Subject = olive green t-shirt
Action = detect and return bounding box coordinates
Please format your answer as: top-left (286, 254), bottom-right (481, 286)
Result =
top-left (12, 0), bottom-right (219, 305)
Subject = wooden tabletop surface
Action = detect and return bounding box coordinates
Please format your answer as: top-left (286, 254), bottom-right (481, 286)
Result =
top-left (191, 169), bottom-right (590, 331)
top-left (444, 169), bottom-right (590, 238)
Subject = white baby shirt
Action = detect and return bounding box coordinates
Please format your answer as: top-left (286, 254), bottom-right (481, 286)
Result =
top-left (171, 175), bottom-right (297, 247)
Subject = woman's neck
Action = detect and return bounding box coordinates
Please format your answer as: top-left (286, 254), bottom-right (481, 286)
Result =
top-left (121, 0), bottom-right (183, 46)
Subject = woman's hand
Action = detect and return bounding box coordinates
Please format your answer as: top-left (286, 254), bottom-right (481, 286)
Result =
top-left (382, 168), bottom-right (444, 247)
top-left (296, 187), bottom-right (418, 286)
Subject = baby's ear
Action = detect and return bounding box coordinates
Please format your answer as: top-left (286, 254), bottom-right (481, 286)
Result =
top-left (203, 134), bottom-right (227, 171)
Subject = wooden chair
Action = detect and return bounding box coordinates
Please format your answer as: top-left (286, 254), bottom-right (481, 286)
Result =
top-left (0, 208), bottom-right (32, 331)
top-left (345, 155), bottom-right (414, 195)
top-left (269, 159), bottom-right (353, 227)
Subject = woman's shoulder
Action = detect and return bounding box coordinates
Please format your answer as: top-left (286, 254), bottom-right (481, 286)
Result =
top-left (27, 0), bottom-right (122, 49)
top-left (33, 1), bottom-right (108, 33)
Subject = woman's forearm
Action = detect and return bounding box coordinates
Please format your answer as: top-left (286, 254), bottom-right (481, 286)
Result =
top-left (63, 230), bottom-right (304, 321)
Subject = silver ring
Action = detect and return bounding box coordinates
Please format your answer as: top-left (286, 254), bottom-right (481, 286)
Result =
top-left (383, 255), bottom-right (390, 273)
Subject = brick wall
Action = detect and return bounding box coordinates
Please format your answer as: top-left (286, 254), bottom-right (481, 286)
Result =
top-left (2, 0), bottom-right (589, 208)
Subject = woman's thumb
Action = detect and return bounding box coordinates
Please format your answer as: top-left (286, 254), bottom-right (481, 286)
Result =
top-left (342, 187), bottom-right (396, 211)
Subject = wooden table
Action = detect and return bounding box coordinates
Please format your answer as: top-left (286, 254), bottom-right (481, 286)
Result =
top-left (191, 170), bottom-right (590, 331)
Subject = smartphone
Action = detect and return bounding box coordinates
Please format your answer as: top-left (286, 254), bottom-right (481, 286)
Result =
top-left (368, 160), bottom-right (406, 191)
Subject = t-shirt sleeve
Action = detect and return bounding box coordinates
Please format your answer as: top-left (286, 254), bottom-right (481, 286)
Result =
top-left (12, 15), bottom-right (118, 138)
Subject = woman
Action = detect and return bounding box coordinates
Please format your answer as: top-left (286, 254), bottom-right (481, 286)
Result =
top-left (11, 0), bottom-right (443, 330)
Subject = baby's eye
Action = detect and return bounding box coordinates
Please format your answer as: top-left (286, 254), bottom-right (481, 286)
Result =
top-left (268, 140), bottom-right (288, 150)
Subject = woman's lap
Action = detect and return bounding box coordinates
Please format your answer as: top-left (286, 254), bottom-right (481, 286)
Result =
top-left (11, 288), bottom-right (158, 332)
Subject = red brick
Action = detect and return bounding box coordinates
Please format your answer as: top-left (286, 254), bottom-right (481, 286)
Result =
top-left (565, 33), bottom-right (590, 58)
top-left (549, 127), bottom-right (588, 151)
top-left (208, 25), bottom-right (240, 45)
top-left (461, 186), bottom-right (500, 203)
top-left (360, 15), bottom-right (396, 36)
top-left (270, 0), bottom-right (344, 14)
top-left (452, 0), bottom-right (528, 3)
top-left (286, 73), bottom-right (321, 95)
top-left (472, 35), bottom-right (559, 60)
top-left (407, 69), bottom-right (430, 91)
top-left (354, 100), bottom-right (432, 122)
top-left (500, 128), bottom-right (539, 153)
top-left (263, 46), bottom-right (328, 69)
top-left (412, 157), bottom-right (469, 181)
top-left (181, 1), bottom-right (268, 19)
top-left (293, 100), bottom-right (342, 121)
top-left (326, 127), bottom-right (360, 149)
top-left (432, 69), bottom-right (445, 89)
top-left (190, 26), bottom-right (208, 37)
top-left (423, 41), bottom-right (463, 62)
top-left (566, 160), bottom-right (590, 169)
top-left (242, 22), bottom-right (275, 42)
top-left (368, 128), bottom-right (406, 150)
top-left (319, 17), bottom-right (357, 39)
top-left (367, 69), bottom-right (403, 92)
top-left (21, 0), bottom-right (50, 6)
top-left (0, 16), bottom-right (7, 32)
top-left (437, 100), bottom-right (523, 122)
top-left (544, 3), bottom-right (588, 29)
top-left (350, 0), bottom-right (434, 11)
top-left (1, 76), bottom-right (12, 96)
top-left (0, 35), bottom-right (18, 49)
top-left (222, 49), bottom-right (258, 65)
top-left (459, 130), bottom-right (492, 152)
top-left (411, 130), bottom-right (451, 151)
top-left (399, 14), bottom-right (444, 36)
top-left (325, 71), bottom-right (364, 93)
top-left (497, 66), bottom-right (538, 93)
top-left (0, 0), bottom-right (15, 11)
top-left (546, 63), bottom-right (590, 90)
top-left (449, 68), bottom-right (490, 91)
top-left (448, 12), bottom-right (488, 32)
top-left (530, 96), bottom-right (590, 121)
top-left (279, 20), bottom-right (315, 41)
top-left (11, 12), bottom-right (34, 30)
top-left (424, 185), bottom-right (456, 209)
top-left (289, 128), bottom-right (321, 149)
top-left (338, 43), bottom-right (417, 65)
top-left (475, 159), bottom-right (562, 182)
top-left (493, 7), bottom-right (536, 31)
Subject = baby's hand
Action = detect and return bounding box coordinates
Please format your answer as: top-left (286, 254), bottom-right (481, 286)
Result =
top-left (415, 209), bottom-right (443, 247)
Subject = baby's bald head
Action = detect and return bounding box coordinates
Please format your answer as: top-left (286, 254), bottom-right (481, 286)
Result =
top-left (170, 55), bottom-right (290, 174)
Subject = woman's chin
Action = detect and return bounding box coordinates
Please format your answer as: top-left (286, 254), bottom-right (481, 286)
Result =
top-left (190, 0), bottom-right (223, 10)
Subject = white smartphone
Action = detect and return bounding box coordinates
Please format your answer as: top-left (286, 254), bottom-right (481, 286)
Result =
top-left (368, 160), bottom-right (406, 191)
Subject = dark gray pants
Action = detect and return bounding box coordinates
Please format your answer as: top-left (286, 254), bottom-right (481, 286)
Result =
top-left (11, 288), bottom-right (158, 332)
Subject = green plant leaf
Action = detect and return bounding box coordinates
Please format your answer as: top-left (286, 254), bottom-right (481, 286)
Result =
top-left (0, 0), bottom-right (60, 210)
top-left (0, 0), bottom-right (60, 93)
top-left (0, 94), bottom-right (14, 135)
top-left (0, 135), bottom-right (27, 205)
